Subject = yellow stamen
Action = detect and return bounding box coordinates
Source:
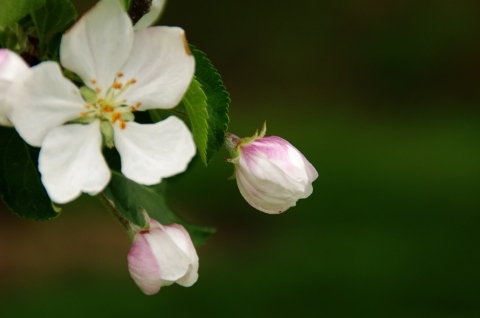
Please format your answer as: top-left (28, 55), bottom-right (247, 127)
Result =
top-left (112, 82), bottom-right (123, 89)
top-left (102, 105), bottom-right (115, 113)
top-left (112, 112), bottom-right (122, 123)
top-left (130, 102), bottom-right (142, 111)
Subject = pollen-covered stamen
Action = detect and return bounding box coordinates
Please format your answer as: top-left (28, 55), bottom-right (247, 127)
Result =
top-left (75, 74), bottom-right (140, 130)
top-left (130, 102), bottom-right (142, 111)
top-left (112, 82), bottom-right (123, 89)
top-left (111, 112), bottom-right (122, 123)
top-left (102, 105), bottom-right (115, 113)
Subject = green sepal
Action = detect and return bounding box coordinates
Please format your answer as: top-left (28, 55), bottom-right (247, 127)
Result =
top-left (80, 86), bottom-right (97, 104)
top-left (100, 121), bottom-right (114, 148)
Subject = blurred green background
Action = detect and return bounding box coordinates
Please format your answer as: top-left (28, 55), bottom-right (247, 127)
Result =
top-left (1, 0), bottom-right (480, 316)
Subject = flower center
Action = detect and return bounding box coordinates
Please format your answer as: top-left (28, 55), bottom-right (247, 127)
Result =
top-left (79, 73), bottom-right (141, 130)
top-left (73, 73), bottom-right (142, 148)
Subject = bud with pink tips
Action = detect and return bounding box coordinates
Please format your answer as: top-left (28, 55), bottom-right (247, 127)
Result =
top-left (225, 123), bottom-right (318, 214)
top-left (0, 49), bottom-right (29, 126)
top-left (127, 219), bottom-right (199, 295)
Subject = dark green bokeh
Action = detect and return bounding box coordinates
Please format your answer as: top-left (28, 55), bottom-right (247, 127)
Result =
top-left (1, 0), bottom-right (479, 316)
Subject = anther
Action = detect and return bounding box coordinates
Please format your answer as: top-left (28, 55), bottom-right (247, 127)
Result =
top-left (116, 72), bottom-right (124, 78)
top-left (90, 79), bottom-right (97, 84)
top-left (112, 112), bottom-right (122, 123)
top-left (130, 102), bottom-right (142, 111)
top-left (102, 105), bottom-right (115, 113)
top-left (112, 82), bottom-right (123, 89)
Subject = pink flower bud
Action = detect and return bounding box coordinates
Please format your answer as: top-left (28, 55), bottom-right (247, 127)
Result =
top-left (127, 219), bottom-right (199, 295)
top-left (0, 49), bottom-right (29, 126)
top-left (226, 125), bottom-right (318, 214)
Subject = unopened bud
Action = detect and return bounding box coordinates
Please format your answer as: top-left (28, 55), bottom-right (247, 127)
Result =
top-left (128, 219), bottom-right (199, 295)
top-left (225, 123), bottom-right (318, 214)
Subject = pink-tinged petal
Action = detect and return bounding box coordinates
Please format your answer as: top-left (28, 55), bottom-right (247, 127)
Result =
top-left (113, 116), bottom-right (195, 185)
top-left (243, 137), bottom-right (309, 185)
top-left (7, 62), bottom-right (85, 147)
top-left (38, 121), bottom-right (111, 204)
top-left (0, 50), bottom-right (6, 65)
top-left (119, 27), bottom-right (194, 110)
top-left (133, 0), bottom-right (166, 30)
top-left (0, 49), bottom-right (29, 81)
top-left (128, 232), bottom-right (162, 295)
top-left (60, 0), bottom-right (133, 93)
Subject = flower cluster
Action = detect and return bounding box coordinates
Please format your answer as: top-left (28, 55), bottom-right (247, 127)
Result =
top-left (0, 0), bottom-right (317, 296)
top-left (1, 0), bottom-right (198, 295)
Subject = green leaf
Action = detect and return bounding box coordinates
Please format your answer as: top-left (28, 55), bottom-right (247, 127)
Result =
top-left (0, 127), bottom-right (60, 220)
top-left (101, 171), bottom-right (215, 246)
top-left (149, 46), bottom-right (230, 165)
top-left (191, 45), bottom-right (230, 165)
top-left (180, 78), bottom-right (209, 164)
top-left (0, 0), bottom-right (45, 27)
top-left (30, 0), bottom-right (77, 56)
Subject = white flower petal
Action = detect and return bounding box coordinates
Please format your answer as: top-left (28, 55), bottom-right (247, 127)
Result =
top-left (60, 0), bottom-right (133, 92)
top-left (119, 27), bottom-right (194, 110)
top-left (7, 62), bottom-right (85, 147)
top-left (164, 224), bottom-right (199, 287)
top-left (0, 49), bottom-right (30, 127)
top-left (133, 0), bottom-right (166, 30)
top-left (235, 165), bottom-right (299, 214)
top-left (113, 116), bottom-right (196, 185)
top-left (0, 49), bottom-right (29, 81)
top-left (38, 121), bottom-right (111, 204)
top-left (145, 221), bottom-right (191, 282)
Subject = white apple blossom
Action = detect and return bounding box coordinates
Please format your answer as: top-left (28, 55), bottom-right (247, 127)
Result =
top-left (7, 0), bottom-right (196, 204)
top-left (225, 124), bottom-right (318, 214)
top-left (0, 49), bottom-right (29, 126)
top-left (128, 219), bottom-right (199, 295)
